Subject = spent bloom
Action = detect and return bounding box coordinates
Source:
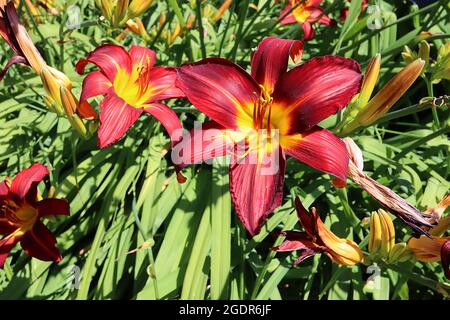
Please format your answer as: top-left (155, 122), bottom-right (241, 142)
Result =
top-left (0, 164), bottom-right (70, 267)
top-left (173, 37), bottom-right (362, 235)
top-left (0, 1), bottom-right (88, 135)
top-left (339, 137), bottom-right (435, 236)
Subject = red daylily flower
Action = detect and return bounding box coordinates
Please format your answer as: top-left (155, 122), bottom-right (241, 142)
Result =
top-left (76, 44), bottom-right (185, 148)
top-left (0, 164), bottom-right (70, 267)
top-left (279, 0), bottom-right (336, 41)
top-left (173, 37), bottom-right (362, 236)
top-left (273, 197), bottom-right (364, 265)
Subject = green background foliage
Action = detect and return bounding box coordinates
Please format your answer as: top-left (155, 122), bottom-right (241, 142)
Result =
top-left (0, 0), bottom-right (449, 299)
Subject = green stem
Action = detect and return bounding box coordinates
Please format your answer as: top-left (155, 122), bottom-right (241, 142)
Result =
top-left (426, 79), bottom-right (440, 131)
top-left (228, 0), bottom-right (250, 61)
top-left (195, 0), bottom-right (207, 59)
top-left (379, 262), bottom-right (450, 297)
top-left (132, 197), bottom-right (159, 300)
top-left (250, 213), bottom-right (298, 299)
top-left (218, 0), bottom-right (236, 57)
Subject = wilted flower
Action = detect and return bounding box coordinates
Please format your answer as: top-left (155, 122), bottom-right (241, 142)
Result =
top-left (0, 164), bottom-right (70, 267)
top-left (0, 1), bottom-right (88, 136)
top-left (340, 138), bottom-right (435, 236)
top-left (273, 197), bottom-right (364, 266)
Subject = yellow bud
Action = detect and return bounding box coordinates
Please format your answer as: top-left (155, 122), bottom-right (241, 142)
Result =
top-left (40, 67), bottom-right (64, 114)
top-left (60, 86), bottom-right (88, 137)
top-left (388, 243), bottom-right (410, 263)
top-left (418, 41), bottom-right (430, 68)
top-left (159, 13), bottom-right (166, 26)
top-left (171, 23), bottom-right (182, 43)
top-left (113, 0), bottom-right (129, 26)
top-left (369, 211), bottom-right (382, 257)
top-left (359, 54), bottom-right (381, 107)
top-left (128, 0), bottom-right (153, 18)
top-left (59, 86), bottom-right (77, 117)
top-left (349, 59), bottom-right (425, 130)
top-left (98, 0), bottom-right (113, 21)
top-left (378, 209), bottom-right (395, 258)
top-left (212, 0), bottom-right (232, 22)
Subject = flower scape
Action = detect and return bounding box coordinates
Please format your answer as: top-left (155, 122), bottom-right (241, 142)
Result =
top-left (0, 0), bottom-right (449, 300)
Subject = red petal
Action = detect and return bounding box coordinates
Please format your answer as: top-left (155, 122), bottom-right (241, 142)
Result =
top-left (279, 5), bottom-right (297, 25)
top-left (176, 58), bottom-right (259, 130)
top-left (129, 45), bottom-right (156, 68)
top-left (0, 55), bottom-right (27, 81)
top-left (37, 198), bottom-right (70, 217)
top-left (143, 102), bottom-right (183, 146)
top-left (76, 44), bottom-right (132, 81)
top-left (171, 121), bottom-right (234, 170)
top-left (145, 67), bottom-right (185, 102)
top-left (273, 231), bottom-right (311, 252)
top-left (0, 217), bottom-right (16, 235)
top-left (251, 37), bottom-right (303, 94)
top-left (302, 22), bottom-right (315, 41)
top-left (295, 197), bottom-right (316, 237)
top-left (0, 180), bottom-right (8, 197)
top-left (20, 221), bottom-right (61, 263)
top-left (229, 148), bottom-right (286, 236)
top-left (441, 240), bottom-right (450, 279)
top-left (0, 235), bottom-right (19, 268)
top-left (272, 56), bottom-right (362, 134)
top-left (10, 164), bottom-right (48, 203)
top-left (98, 91), bottom-right (142, 148)
top-left (79, 70), bottom-right (111, 105)
top-left (281, 127), bottom-right (349, 180)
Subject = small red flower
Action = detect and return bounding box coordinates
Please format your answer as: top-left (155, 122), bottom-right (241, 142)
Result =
top-left (279, 0), bottom-right (336, 41)
top-left (173, 37), bottom-right (362, 236)
top-left (0, 164), bottom-right (70, 267)
top-left (76, 44), bottom-right (185, 148)
top-left (273, 197), bottom-right (364, 266)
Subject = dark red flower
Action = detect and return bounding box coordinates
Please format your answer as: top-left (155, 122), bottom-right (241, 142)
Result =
top-left (173, 37), bottom-right (362, 236)
top-left (0, 164), bottom-right (69, 267)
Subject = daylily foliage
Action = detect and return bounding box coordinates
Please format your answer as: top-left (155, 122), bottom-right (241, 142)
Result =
top-left (0, 0), bottom-right (449, 300)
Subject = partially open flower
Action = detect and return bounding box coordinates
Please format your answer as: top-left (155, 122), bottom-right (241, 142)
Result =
top-left (0, 164), bottom-right (70, 267)
top-left (273, 197), bottom-right (364, 266)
